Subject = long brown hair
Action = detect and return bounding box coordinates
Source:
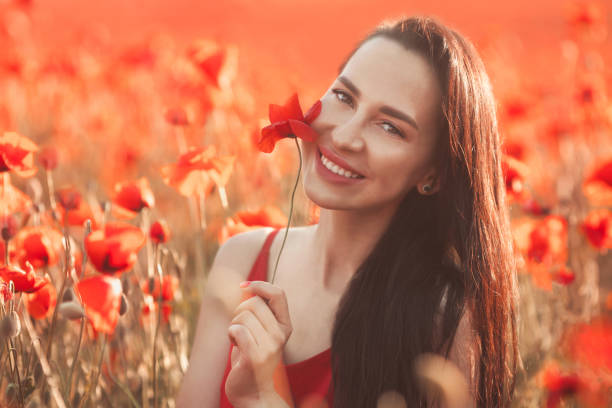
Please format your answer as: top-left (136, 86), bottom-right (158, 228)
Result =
top-left (329, 16), bottom-right (521, 407)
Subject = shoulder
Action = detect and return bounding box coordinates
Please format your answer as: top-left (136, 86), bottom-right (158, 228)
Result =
top-left (214, 227), bottom-right (277, 276)
top-left (206, 227), bottom-right (276, 306)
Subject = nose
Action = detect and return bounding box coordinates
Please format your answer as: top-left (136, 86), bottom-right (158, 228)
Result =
top-left (329, 114), bottom-right (365, 152)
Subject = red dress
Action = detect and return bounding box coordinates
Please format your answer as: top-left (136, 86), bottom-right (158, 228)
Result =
top-left (219, 228), bottom-right (334, 407)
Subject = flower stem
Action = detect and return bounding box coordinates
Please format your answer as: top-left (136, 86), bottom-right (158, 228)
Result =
top-left (79, 334), bottom-right (107, 408)
top-left (271, 138), bottom-right (302, 284)
top-left (152, 245), bottom-right (163, 408)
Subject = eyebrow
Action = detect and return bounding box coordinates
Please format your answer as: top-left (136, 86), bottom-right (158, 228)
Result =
top-left (338, 75), bottom-right (419, 131)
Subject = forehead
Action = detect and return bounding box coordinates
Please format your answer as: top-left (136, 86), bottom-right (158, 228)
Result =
top-left (338, 36), bottom-right (441, 121)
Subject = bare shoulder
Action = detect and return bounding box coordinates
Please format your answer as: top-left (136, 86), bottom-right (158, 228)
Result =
top-left (206, 227), bottom-right (276, 308)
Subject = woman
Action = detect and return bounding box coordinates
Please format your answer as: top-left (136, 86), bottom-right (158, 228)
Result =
top-left (177, 15), bottom-right (521, 408)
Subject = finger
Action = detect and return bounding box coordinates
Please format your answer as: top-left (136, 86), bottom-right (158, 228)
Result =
top-left (234, 295), bottom-right (284, 343)
top-left (231, 310), bottom-right (273, 349)
top-left (228, 323), bottom-right (257, 361)
top-left (242, 281), bottom-right (292, 330)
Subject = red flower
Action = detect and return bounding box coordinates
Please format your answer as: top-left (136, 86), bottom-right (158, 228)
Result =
top-left (13, 226), bottom-right (63, 269)
top-left (55, 186), bottom-right (99, 228)
top-left (0, 131), bottom-right (38, 177)
top-left (190, 48), bottom-right (226, 88)
top-left (583, 158), bottom-right (612, 206)
top-left (141, 294), bottom-right (172, 324)
top-left (218, 205), bottom-right (288, 244)
top-left (527, 215), bottom-right (568, 265)
top-left (580, 209), bottom-right (612, 251)
top-left (539, 362), bottom-right (582, 408)
top-left (38, 146), bottom-right (59, 171)
top-left (56, 186), bottom-right (82, 211)
top-left (0, 263), bottom-right (46, 293)
top-left (149, 220), bottom-right (171, 244)
top-left (141, 275), bottom-right (179, 302)
top-left (161, 145), bottom-right (235, 197)
top-left (258, 93), bottom-right (322, 153)
top-left (563, 317), bottom-right (612, 381)
top-left (501, 155), bottom-right (530, 204)
top-left (85, 222), bottom-right (146, 275)
top-left (552, 265), bottom-right (575, 285)
top-left (112, 177), bottom-right (155, 219)
top-left (77, 275), bottom-right (122, 334)
top-left (25, 278), bottom-right (56, 319)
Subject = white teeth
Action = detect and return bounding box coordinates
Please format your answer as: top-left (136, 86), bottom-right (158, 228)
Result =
top-left (320, 152), bottom-right (362, 179)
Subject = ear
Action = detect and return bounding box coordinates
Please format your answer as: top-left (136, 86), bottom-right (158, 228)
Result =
top-left (417, 168), bottom-right (440, 195)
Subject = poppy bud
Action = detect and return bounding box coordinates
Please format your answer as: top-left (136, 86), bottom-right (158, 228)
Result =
top-left (62, 287), bottom-right (75, 303)
top-left (0, 311), bottom-right (20, 338)
top-left (1, 215), bottom-right (18, 241)
top-left (119, 293), bottom-right (129, 316)
top-left (58, 301), bottom-right (85, 320)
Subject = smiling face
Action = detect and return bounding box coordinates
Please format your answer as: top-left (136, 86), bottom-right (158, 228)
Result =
top-left (302, 36), bottom-right (443, 214)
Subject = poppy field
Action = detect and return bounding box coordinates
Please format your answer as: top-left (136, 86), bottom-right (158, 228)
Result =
top-left (0, 0), bottom-right (611, 407)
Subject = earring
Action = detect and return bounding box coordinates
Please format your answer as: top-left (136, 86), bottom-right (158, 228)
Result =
top-left (422, 184), bottom-right (432, 193)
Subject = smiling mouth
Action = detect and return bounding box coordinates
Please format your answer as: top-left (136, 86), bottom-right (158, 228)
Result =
top-left (318, 149), bottom-right (365, 179)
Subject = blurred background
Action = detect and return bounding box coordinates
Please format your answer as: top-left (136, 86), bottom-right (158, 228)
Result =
top-left (0, 0), bottom-right (611, 407)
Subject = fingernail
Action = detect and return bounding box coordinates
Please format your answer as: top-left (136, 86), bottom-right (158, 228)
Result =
top-left (239, 281), bottom-right (251, 288)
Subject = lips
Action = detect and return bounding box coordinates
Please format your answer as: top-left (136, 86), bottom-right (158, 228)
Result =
top-left (317, 146), bottom-right (365, 178)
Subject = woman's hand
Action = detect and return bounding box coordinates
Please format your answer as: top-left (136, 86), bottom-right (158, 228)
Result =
top-left (225, 281), bottom-right (293, 407)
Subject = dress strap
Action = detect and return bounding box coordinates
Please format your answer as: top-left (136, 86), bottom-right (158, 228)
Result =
top-left (248, 228), bottom-right (282, 282)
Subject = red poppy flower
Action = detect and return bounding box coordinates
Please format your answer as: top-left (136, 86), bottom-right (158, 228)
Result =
top-left (13, 226), bottom-right (63, 270)
top-left (0, 263), bottom-right (46, 293)
top-left (0, 131), bottom-right (38, 177)
top-left (580, 209), bottom-right (612, 251)
top-left (501, 155), bottom-right (530, 204)
top-left (38, 146), bottom-right (59, 171)
top-left (190, 48), bottom-right (225, 88)
top-left (85, 222), bottom-right (146, 275)
top-left (149, 220), bottom-right (171, 244)
top-left (76, 275), bottom-right (122, 334)
top-left (112, 177), bottom-right (155, 219)
top-left (552, 265), bottom-right (575, 285)
top-left (165, 107), bottom-right (190, 126)
top-left (218, 205), bottom-right (288, 244)
top-left (258, 94), bottom-right (322, 153)
top-left (527, 215), bottom-right (568, 265)
top-left (161, 145), bottom-right (235, 197)
top-left (56, 186), bottom-right (99, 228)
top-left (141, 275), bottom-right (179, 302)
top-left (25, 278), bottom-right (56, 319)
top-left (563, 317), bottom-right (612, 380)
top-left (539, 362), bottom-right (582, 408)
top-left (141, 294), bottom-right (172, 324)
top-left (583, 158), bottom-right (612, 206)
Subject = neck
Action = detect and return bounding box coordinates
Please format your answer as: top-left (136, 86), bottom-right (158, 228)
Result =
top-left (309, 202), bottom-right (399, 292)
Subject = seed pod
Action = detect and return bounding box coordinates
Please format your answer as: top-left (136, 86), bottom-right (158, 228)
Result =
top-left (57, 301), bottom-right (85, 320)
top-left (147, 277), bottom-right (156, 293)
top-left (1, 311), bottom-right (21, 338)
top-left (119, 293), bottom-right (129, 316)
top-left (62, 287), bottom-right (75, 302)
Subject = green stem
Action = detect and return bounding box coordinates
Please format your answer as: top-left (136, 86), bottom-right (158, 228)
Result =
top-left (67, 315), bottom-right (86, 401)
top-left (271, 138), bottom-right (302, 284)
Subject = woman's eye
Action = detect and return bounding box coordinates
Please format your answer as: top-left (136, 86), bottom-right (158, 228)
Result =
top-left (332, 89), bottom-right (353, 107)
top-left (381, 121), bottom-right (405, 138)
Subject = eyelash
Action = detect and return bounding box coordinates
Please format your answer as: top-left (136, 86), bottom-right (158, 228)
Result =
top-left (331, 89), bottom-right (406, 138)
